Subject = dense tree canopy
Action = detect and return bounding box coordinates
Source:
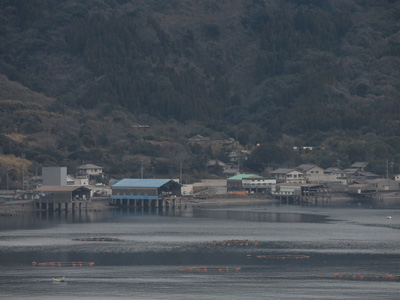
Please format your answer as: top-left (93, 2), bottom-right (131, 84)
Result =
top-left (0, 0), bottom-right (400, 182)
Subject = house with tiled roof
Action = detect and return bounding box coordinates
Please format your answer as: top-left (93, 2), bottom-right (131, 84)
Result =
top-left (297, 164), bottom-right (324, 176)
top-left (76, 164), bottom-right (103, 178)
top-left (270, 168), bottom-right (306, 184)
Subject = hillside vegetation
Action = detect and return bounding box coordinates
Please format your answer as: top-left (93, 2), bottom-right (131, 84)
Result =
top-left (0, 0), bottom-right (399, 186)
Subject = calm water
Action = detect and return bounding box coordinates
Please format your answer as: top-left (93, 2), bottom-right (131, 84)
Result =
top-left (1, 201), bottom-right (400, 299)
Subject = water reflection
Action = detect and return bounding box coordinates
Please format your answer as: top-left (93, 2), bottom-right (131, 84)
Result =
top-left (193, 208), bottom-right (329, 223)
top-left (1, 201), bottom-right (400, 300)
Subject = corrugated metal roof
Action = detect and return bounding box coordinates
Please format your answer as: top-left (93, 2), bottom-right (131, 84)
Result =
top-left (112, 179), bottom-right (173, 188)
top-left (227, 174), bottom-right (256, 180)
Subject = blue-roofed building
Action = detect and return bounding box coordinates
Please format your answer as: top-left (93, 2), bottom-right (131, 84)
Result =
top-left (111, 179), bottom-right (181, 208)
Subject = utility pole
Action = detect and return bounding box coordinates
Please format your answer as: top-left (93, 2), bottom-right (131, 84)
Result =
top-left (141, 161), bottom-right (144, 179)
top-left (22, 153), bottom-right (25, 190)
top-left (386, 159), bottom-right (389, 179)
top-left (179, 160), bottom-right (182, 184)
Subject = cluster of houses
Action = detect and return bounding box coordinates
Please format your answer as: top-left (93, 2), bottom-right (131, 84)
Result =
top-left (30, 164), bottom-right (104, 187)
top-left (31, 164), bottom-right (107, 211)
top-left (224, 162), bottom-right (400, 203)
top-left (27, 133), bottom-right (400, 210)
top-left (31, 165), bottom-right (183, 211)
top-left (25, 154), bottom-right (400, 211)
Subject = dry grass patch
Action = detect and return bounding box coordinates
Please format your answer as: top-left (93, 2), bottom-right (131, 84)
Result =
top-left (0, 154), bottom-right (31, 170)
top-left (5, 133), bottom-right (26, 143)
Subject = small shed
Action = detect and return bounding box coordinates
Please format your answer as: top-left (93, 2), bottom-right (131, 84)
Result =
top-left (34, 185), bottom-right (91, 211)
top-left (369, 179), bottom-right (400, 191)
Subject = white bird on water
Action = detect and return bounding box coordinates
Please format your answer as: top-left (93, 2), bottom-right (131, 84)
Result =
top-left (387, 216), bottom-right (392, 220)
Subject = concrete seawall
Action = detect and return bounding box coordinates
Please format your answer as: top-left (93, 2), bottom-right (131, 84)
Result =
top-left (0, 197), bottom-right (112, 213)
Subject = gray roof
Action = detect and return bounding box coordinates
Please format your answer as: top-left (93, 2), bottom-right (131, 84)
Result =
top-left (357, 171), bottom-right (381, 177)
top-left (188, 135), bottom-right (209, 141)
top-left (207, 160), bottom-right (226, 166)
top-left (77, 164), bottom-right (102, 170)
top-left (34, 185), bottom-right (90, 192)
top-left (351, 162), bottom-right (368, 168)
top-left (297, 164), bottom-right (317, 171)
top-left (369, 178), bottom-right (394, 183)
top-left (270, 168), bottom-right (296, 174)
top-left (275, 183), bottom-right (321, 187)
top-left (324, 168), bottom-right (345, 174)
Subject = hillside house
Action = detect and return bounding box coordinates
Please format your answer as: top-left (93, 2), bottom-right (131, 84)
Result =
top-left (270, 168), bottom-right (306, 184)
top-left (297, 164), bottom-right (324, 176)
top-left (76, 164), bottom-right (103, 178)
top-left (324, 168), bottom-right (347, 177)
top-left (351, 162), bottom-right (368, 171)
top-left (211, 137), bottom-right (238, 146)
top-left (223, 163), bottom-right (238, 176)
top-left (67, 175), bottom-right (89, 186)
top-left (188, 135), bottom-right (209, 145)
top-left (207, 160), bottom-right (237, 176)
top-left (317, 168), bottom-right (348, 185)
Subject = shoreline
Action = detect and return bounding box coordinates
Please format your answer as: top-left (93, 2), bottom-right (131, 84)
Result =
top-left (186, 196), bottom-right (279, 208)
top-left (1, 192), bottom-right (399, 214)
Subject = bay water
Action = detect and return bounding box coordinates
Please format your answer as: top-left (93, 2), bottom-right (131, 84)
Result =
top-left (1, 200), bottom-right (400, 299)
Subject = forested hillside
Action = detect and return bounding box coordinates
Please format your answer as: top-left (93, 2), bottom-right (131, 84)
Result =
top-left (0, 0), bottom-right (399, 186)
